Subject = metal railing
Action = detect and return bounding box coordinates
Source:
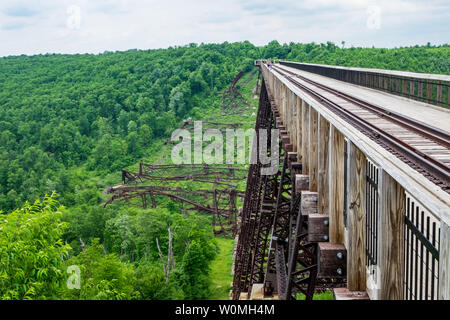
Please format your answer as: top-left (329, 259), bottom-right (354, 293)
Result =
top-left (404, 195), bottom-right (440, 300)
top-left (366, 159), bottom-right (379, 268)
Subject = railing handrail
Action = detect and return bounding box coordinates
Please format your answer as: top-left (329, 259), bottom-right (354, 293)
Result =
top-left (279, 60), bottom-right (450, 82)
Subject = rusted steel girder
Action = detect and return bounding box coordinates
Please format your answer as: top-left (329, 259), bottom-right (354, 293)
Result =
top-left (105, 162), bottom-right (246, 236)
top-left (180, 120), bottom-right (242, 129)
top-left (121, 163), bottom-right (247, 186)
top-left (222, 71), bottom-right (249, 112)
top-left (105, 185), bottom-right (243, 236)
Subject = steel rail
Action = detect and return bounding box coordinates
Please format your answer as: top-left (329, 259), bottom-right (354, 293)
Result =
top-left (271, 66), bottom-right (450, 190)
top-left (275, 65), bottom-right (450, 149)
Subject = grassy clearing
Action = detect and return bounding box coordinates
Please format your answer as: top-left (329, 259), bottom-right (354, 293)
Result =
top-left (296, 290), bottom-right (334, 300)
top-left (209, 237), bottom-right (235, 300)
top-left (301, 291), bottom-right (334, 300)
top-left (313, 291), bottom-right (334, 300)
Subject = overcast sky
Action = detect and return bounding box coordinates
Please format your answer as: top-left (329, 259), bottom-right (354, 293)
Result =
top-left (0, 0), bottom-right (449, 57)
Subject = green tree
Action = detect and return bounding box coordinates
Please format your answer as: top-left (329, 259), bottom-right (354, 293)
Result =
top-left (0, 193), bottom-right (70, 299)
top-left (63, 238), bottom-right (135, 300)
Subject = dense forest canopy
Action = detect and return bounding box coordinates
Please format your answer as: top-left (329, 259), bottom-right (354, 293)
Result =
top-left (0, 40), bottom-right (448, 300)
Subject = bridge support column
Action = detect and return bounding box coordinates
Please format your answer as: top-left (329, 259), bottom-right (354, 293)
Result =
top-left (347, 142), bottom-right (366, 291)
top-left (290, 91), bottom-right (297, 153)
top-left (273, 77), bottom-right (280, 110)
top-left (295, 97), bottom-right (302, 162)
top-left (378, 170), bottom-right (405, 300)
top-left (281, 83), bottom-right (287, 124)
top-left (301, 101), bottom-right (309, 175)
top-left (318, 115), bottom-right (330, 215)
top-left (309, 107), bottom-right (318, 191)
top-left (329, 125), bottom-right (345, 244)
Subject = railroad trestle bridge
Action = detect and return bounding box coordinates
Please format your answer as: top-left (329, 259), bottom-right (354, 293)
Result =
top-left (232, 60), bottom-right (450, 300)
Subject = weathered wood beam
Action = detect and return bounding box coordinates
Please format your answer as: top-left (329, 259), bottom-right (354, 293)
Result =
top-left (295, 174), bottom-right (310, 194)
top-left (318, 115), bottom-right (330, 215)
top-left (309, 107), bottom-right (318, 191)
top-left (301, 101), bottom-right (309, 175)
top-left (347, 142), bottom-right (366, 291)
top-left (291, 91), bottom-right (297, 153)
top-left (296, 97), bottom-right (302, 162)
top-left (301, 191), bottom-right (318, 216)
top-left (329, 125), bottom-right (345, 244)
top-left (379, 170), bottom-right (405, 300)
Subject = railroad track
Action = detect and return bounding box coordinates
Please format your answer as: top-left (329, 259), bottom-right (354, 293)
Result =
top-left (272, 64), bottom-right (450, 193)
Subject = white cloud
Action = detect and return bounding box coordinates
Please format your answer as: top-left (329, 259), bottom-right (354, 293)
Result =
top-left (0, 0), bottom-right (448, 57)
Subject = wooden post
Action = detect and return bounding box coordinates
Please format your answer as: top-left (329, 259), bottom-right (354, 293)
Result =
top-left (284, 84), bottom-right (288, 127)
top-left (295, 174), bottom-right (310, 193)
top-left (409, 80), bottom-right (415, 96)
top-left (347, 142), bottom-right (366, 291)
top-left (301, 191), bottom-right (318, 215)
top-left (270, 71), bottom-right (274, 96)
top-left (275, 75), bottom-right (278, 101)
top-left (318, 243), bottom-right (347, 277)
top-left (272, 76), bottom-right (277, 105)
top-left (379, 170), bottom-right (405, 300)
top-left (318, 115), bottom-right (330, 215)
top-left (291, 92), bottom-right (297, 153)
top-left (296, 97), bottom-right (302, 162)
top-left (329, 125), bottom-right (345, 244)
top-left (426, 82), bottom-right (432, 103)
top-left (418, 82), bottom-right (423, 100)
top-left (301, 101), bottom-right (309, 175)
top-left (439, 219), bottom-right (450, 300)
top-left (309, 107), bottom-right (318, 191)
top-left (402, 79), bottom-right (407, 96)
top-left (436, 82), bottom-right (442, 106)
top-left (279, 83), bottom-right (284, 121)
top-left (448, 86), bottom-right (450, 107)
top-left (289, 91), bottom-right (294, 149)
top-left (283, 84), bottom-right (287, 124)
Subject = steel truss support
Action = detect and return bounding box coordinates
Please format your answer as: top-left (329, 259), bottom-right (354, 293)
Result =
top-left (284, 205), bottom-right (318, 300)
top-left (233, 71), bottom-right (319, 300)
top-left (232, 80), bottom-right (278, 299)
top-left (263, 137), bottom-right (318, 301)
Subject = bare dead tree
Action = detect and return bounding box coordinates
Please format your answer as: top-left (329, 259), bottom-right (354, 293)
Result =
top-left (80, 238), bottom-right (86, 252)
top-left (156, 238), bottom-right (167, 280)
top-left (156, 226), bottom-right (176, 282)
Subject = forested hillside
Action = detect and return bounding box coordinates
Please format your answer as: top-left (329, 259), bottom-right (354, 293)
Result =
top-left (0, 41), bottom-right (449, 300)
top-left (0, 42), bottom-right (258, 210)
